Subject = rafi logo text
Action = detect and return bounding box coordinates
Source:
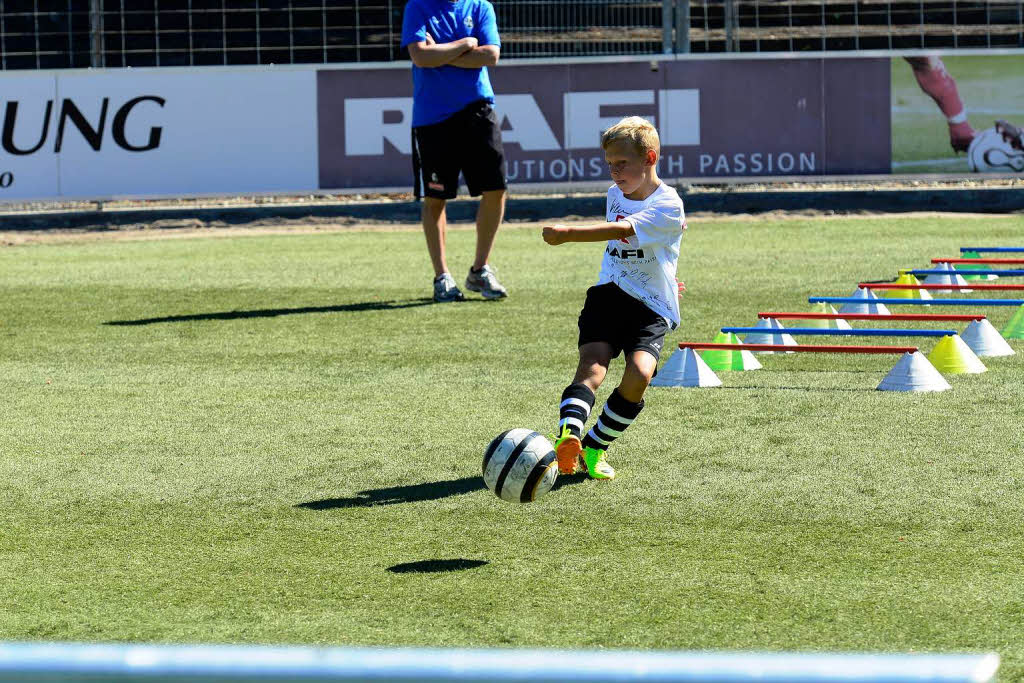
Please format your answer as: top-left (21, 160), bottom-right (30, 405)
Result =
top-left (344, 89), bottom-right (700, 156)
top-left (607, 247), bottom-right (645, 259)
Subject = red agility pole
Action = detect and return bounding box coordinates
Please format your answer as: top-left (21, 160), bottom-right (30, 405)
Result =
top-left (932, 258), bottom-right (1024, 264)
top-left (678, 342), bottom-right (919, 354)
top-left (758, 312), bottom-right (985, 322)
top-left (859, 282), bottom-right (1024, 291)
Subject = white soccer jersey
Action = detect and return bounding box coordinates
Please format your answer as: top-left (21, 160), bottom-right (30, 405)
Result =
top-left (597, 182), bottom-right (686, 327)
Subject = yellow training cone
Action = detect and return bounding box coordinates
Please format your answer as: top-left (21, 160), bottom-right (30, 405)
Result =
top-left (927, 334), bottom-right (987, 374)
top-left (804, 302), bottom-right (852, 330)
top-left (878, 271), bottom-right (932, 300)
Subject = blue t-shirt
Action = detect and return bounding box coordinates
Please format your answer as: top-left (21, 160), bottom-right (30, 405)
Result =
top-left (401, 0), bottom-right (500, 127)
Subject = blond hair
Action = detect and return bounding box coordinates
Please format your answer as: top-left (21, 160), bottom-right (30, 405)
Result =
top-left (600, 116), bottom-right (660, 159)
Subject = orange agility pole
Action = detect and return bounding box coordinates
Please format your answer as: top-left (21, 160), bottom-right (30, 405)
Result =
top-left (859, 282), bottom-right (1024, 291)
top-left (758, 312), bottom-right (985, 322)
top-left (678, 342), bottom-right (919, 354)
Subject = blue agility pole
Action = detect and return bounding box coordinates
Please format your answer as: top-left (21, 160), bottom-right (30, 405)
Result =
top-left (961, 247), bottom-right (1024, 253)
top-left (909, 268), bottom-right (1024, 277)
top-left (810, 297), bottom-right (1024, 306)
top-left (722, 327), bottom-right (956, 338)
top-left (0, 642), bottom-right (1002, 683)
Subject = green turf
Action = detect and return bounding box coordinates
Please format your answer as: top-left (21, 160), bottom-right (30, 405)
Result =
top-left (2, 215), bottom-right (1024, 675)
top-left (892, 54), bottom-right (1024, 173)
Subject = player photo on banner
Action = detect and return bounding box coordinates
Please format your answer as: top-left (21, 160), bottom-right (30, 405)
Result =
top-left (892, 54), bottom-right (1024, 175)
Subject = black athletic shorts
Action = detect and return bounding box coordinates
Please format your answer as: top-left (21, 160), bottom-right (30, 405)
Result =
top-left (412, 99), bottom-right (507, 200)
top-left (577, 283), bottom-right (670, 361)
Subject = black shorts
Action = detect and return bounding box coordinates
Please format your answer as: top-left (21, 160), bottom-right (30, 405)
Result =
top-left (577, 283), bottom-right (670, 361)
top-left (412, 99), bottom-right (507, 200)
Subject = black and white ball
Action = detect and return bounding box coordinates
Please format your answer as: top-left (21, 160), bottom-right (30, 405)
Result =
top-left (967, 127), bottom-right (1024, 173)
top-left (482, 429), bottom-right (558, 503)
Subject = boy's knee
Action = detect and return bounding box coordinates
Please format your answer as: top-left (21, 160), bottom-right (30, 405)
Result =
top-left (626, 353), bottom-right (657, 382)
top-left (625, 368), bottom-right (653, 392)
top-left (578, 359), bottom-right (607, 382)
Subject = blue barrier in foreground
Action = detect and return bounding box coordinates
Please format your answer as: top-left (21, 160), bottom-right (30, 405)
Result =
top-left (810, 297), bottom-right (1024, 307)
top-left (961, 247), bottom-right (1024, 253)
top-left (0, 643), bottom-right (1001, 683)
top-left (722, 327), bottom-right (956, 338)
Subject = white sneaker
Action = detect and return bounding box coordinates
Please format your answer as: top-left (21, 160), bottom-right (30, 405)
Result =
top-left (465, 265), bottom-right (508, 299)
top-left (433, 273), bottom-right (465, 303)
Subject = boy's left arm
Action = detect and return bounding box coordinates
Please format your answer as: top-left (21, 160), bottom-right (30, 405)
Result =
top-left (542, 221), bottom-right (633, 245)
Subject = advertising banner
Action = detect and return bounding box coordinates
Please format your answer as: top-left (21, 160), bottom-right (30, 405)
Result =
top-left (318, 57), bottom-right (892, 191)
top-left (3, 52), bottom-right (1020, 203)
top-left (0, 68), bottom-right (318, 201)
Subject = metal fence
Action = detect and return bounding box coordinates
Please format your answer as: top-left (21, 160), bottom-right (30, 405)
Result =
top-left (1, 1), bottom-right (1023, 70)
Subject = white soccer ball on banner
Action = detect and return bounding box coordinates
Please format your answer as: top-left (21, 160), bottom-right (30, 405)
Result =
top-left (967, 126), bottom-right (1024, 173)
top-left (482, 429), bottom-right (558, 503)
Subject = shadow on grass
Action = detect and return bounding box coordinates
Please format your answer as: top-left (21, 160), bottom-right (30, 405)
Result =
top-left (387, 559), bottom-right (488, 574)
top-left (102, 298), bottom-right (455, 325)
top-left (297, 472), bottom-right (588, 510)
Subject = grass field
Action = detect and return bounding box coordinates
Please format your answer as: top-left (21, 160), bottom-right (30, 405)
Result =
top-left (2, 213), bottom-right (1024, 676)
top-left (892, 54), bottom-right (1024, 174)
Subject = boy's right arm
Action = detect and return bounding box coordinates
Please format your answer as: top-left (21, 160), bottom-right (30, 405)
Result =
top-left (542, 222), bottom-right (634, 245)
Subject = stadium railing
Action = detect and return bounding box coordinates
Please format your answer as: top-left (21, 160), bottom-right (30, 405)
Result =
top-left (1, 0), bottom-right (1022, 70)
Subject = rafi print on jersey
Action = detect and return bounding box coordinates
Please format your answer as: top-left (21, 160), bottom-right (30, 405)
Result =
top-left (606, 245), bottom-right (646, 259)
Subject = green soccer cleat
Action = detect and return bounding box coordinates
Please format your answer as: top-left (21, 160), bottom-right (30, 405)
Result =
top-left (581, 446), bottom-right (615, 480)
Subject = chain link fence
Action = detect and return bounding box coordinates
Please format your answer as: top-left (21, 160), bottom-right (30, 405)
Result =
top-left (1, 1), bottom-right (1022, 70)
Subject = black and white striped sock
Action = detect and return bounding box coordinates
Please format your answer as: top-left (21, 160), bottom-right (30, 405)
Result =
top-left (558, 383), bottom-right (595, 439)
top-left (582, 388), bottom-right (644, 452)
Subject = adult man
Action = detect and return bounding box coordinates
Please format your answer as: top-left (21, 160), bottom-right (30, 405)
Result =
top-left (401, 0), bottom-right (509, 303)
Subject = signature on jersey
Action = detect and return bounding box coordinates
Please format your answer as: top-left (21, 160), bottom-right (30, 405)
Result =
top-left (619, 269), bottom-right (653, 288)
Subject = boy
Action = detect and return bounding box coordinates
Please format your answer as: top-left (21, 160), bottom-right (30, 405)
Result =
top-left (542, 116), bottom-right (686, 480)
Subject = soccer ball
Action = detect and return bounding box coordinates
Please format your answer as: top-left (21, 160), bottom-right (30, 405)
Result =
top-left (482, 429), bottom-right (558, 503)
top-left (967, 126), bottom-right (1024, 173)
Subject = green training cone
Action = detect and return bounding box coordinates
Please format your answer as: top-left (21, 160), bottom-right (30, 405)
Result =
top-left (699, 332), bottom-right (762, 371)
top-left (1002, 303), bottom-right (1024, 339)
top-left (958, 250), bottom-right (998, 281)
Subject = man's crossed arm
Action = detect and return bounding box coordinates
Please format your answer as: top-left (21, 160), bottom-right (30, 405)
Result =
top-left (408, 32), bottom-right (499, 68)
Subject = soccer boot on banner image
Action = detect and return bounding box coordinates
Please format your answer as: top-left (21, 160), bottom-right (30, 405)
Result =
top-left (996, 120), bottom-right (1024, 151)
top-left (949, 120), bottom-right (976, 153)
top-left (581, 446), bottom-right (615, 481)
top-left (553, 425), bottom-right (582, 475)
